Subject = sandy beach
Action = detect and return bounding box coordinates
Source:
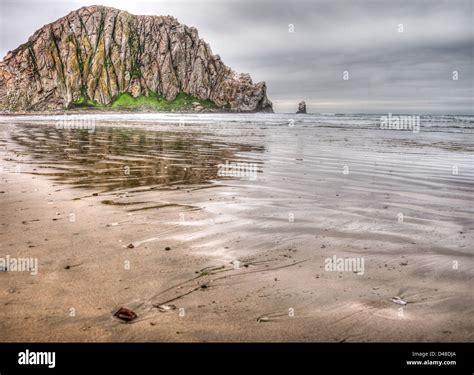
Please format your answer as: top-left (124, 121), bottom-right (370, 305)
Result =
top-left (0, 113), bottom-right (473, 342)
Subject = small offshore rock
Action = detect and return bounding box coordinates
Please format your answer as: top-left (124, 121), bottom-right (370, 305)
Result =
top-left (296, 100), bottom-right (307, 114)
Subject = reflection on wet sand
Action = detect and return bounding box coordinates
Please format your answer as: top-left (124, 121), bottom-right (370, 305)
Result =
top-left (10, 124), bottom-right (264, 191)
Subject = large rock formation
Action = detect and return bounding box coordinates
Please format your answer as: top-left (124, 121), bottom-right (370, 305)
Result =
top-left (0, 5), bottom-right (273, 112)
top-left (296, 100), bottom-right (306, 114)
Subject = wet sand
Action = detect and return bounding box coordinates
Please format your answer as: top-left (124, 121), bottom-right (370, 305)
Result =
top-left (0, 114), bottom-right (473, 342)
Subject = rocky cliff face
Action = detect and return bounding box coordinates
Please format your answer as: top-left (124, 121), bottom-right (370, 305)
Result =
top-left (0, 5), bottom-right (273, 112)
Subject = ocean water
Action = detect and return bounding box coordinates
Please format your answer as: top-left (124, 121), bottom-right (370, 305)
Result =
top-left (2, 112), bottom-right (473, 185)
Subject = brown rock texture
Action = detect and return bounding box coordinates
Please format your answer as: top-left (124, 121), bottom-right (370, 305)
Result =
top-left (0, 5), bottom-right (273, 112)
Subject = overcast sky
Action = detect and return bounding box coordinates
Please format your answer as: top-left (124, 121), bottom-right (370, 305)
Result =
top-left (1, 0), bottom-right (472, 114)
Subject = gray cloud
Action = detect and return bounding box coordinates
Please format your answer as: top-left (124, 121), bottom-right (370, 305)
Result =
top-left (1, 0), bottom-right (472, 113)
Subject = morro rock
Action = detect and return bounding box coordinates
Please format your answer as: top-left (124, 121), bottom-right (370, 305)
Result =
top-left (0, 5), bottom-right (273, 112)
top-left (296, 100), bottom-right (306, 114)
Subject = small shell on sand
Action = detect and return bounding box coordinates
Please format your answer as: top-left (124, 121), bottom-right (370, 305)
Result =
top-left (390, 296), bottom-right (407, 306)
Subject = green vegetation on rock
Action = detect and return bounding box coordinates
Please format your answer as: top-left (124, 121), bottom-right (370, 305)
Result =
top-left (71, 92), bottom-right (216, 112)
top-left (108, 92), bottom-right (216, 111)
top-left (71, 94), bottom-right (104, 108)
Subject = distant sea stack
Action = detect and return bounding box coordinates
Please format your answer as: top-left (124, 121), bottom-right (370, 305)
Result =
top-left (0, 5), bottom-right (273, 113)
top-left (296, 100), bottom-right (307, 114)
